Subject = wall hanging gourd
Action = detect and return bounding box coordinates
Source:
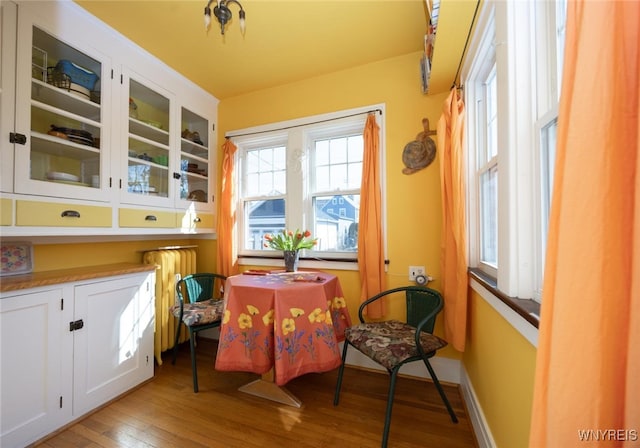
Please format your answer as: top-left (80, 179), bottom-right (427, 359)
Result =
top-left (402, 118), bottom-right (436, 174)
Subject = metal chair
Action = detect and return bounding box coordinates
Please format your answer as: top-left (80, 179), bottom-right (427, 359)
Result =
top-left (171, 273), bottom-right (226, 392)
top-left (333, 286), bottom-right (458, 447)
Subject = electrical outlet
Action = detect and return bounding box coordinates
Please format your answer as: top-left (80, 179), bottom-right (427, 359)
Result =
top-left (408, 266), bottom-right (425, 281)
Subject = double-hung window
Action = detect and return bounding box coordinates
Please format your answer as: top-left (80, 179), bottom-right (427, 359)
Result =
top-left (464, 0), bottom-right (566, 302)
top-left (232, 105), bottom-right (384, 268)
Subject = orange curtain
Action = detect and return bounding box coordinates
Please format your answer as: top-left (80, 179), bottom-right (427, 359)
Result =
top-left (216, 138), bottom-right (240, 277)
top-left (358, 113), bottom-right (386, 318)
top-left (436, 87), bottom-right (468, 352)
top-left (529, 1), bottom-right (639, 446)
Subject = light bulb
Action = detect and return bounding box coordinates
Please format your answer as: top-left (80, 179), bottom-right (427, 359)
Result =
top-left (239, 9), bottom-right (246, 34)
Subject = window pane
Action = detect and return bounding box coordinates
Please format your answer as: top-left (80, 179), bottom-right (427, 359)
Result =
top-left (480, 165), bottom-right (498, 266)
top-left (313, 135), bottom-right (363, 192)
top-left (313, 194), bottom-right (359, 252)
top-left (540, 118), bottom-right (557, 266)
top-left (244, 199), bottom-right (285, 250)
top-left (245, 146), bottom-right (286, 196)
top-left (486, 70), bottom-right (498, 160)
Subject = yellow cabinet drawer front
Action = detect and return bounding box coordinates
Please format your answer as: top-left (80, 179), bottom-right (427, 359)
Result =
top-left (1, 199), bottom-right (12, 226)
top-left (16, 201), bottom-right (112, 227)
top-left (177, 211), bottom-right (214, 230)
top-left (119, 208), bottom-right (176, 228)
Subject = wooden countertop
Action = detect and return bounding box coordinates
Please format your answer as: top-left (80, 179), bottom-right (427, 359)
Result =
top-left (0, 263), bottom-right (156, 293)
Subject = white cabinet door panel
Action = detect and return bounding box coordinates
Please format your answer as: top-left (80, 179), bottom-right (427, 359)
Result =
top-left (0, 288), bottom-right (70, 448)
top-left (72, 274), bottom-right (153, 416)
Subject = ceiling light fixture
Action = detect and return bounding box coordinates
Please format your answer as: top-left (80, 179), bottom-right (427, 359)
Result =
top-left (204, 0), bottom-right (246, 35)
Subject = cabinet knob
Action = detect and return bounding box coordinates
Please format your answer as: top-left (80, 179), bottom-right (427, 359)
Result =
top-left (193, 217), bottom-right (201, 223)
top-left (145, 215), bottom-right (157, 221)
top-left (61, 210), bottom-right (81, 218)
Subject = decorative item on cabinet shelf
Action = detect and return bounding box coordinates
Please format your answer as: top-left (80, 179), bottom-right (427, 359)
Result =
top-left (46, 59), bottom-right (99, 102)
top-left (48, 125), bottom-right (96, 147)
top-left (182, 129), bottom-right (204, 145)
top-left (129, 98), bottom-right (138, 118)
top-left (187, 189), bottom-right (206, 202)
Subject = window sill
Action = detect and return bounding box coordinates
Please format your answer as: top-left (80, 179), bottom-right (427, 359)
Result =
top-left (238, 256), bottom-right (358, 271)
top-left (468, 268), bottom-right (540, 347)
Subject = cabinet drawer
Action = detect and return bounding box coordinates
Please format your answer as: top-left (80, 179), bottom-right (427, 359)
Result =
top-left (177, 211), bottom-right (214, 230)
top-left (16, 200), bottom-right (111, 227)
top-left (1, 198), bottom-right (12, 226)
top-left (119, 208), bottom-right (176, 228)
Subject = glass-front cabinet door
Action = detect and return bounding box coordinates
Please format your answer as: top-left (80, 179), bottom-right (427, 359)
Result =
top-left (178, 107), bottom-right (211, 208)
top-left (13, 14), bottom-right (110, 202)
top-left (121, 71), bottom-right (173, 207)
top-left (1, 1), bottom-right (17, 194)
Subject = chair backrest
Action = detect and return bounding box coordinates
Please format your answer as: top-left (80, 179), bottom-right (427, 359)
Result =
top-left (177, 273), bottom-right (227, 304)
top-left (404, 287), bottom-right (443, 334)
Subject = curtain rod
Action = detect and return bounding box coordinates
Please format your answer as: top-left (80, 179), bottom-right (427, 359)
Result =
top-left (225, 108), bottom-right (383, 139)
top-left (452, 0), bottom-right (481, 89)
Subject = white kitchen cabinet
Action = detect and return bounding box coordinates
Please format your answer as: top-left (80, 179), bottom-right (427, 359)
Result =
top-left (0, 286), bottom-right (70, 448)
top-left (0, 1), bottom-right (218, 236)
top-left (13, 2), bottom-right (112, 202)
top-left (1, 1), bottom-right (17, 194)
top-left (120, 69), bottom-right (175, 208)
top-left (72, 274), bottom-right (155, 416)
top-left (0, 270), bottom-right (155, 448)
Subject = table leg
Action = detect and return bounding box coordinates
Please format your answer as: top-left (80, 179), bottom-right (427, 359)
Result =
top-left (237, 368), bottom-right (302, 408)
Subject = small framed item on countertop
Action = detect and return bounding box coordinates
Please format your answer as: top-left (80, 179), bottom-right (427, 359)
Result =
top-left (0, 242), bottom-right (33, 276)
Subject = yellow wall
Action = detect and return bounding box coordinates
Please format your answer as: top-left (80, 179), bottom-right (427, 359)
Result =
top-left (218, 51), bottom-right (459, 359)
top-left (31, 238), bottom-right (217, 273)
top-left (463, 289), bottom-right (537, 447)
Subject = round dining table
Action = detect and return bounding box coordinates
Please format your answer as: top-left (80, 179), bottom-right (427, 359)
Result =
top-left (214, 270), bottom-right (351, 406)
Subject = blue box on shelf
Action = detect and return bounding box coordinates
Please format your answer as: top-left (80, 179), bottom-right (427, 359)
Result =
top-left (55, 60), bottom-right (99, 90)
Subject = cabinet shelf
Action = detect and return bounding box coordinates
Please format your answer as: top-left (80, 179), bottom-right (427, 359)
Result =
top-left (32, 78), bottom-right (100, 120)
top-left (128, 156), bottom-right (169, 171)
top-left (129, 117), bottom-right (168, 144)
top-left (31, 131), bottom-right (100, 160)
top-left (181, 138), bottom-right (208, 158)
top-left (182, 170), bottom-right (208, 180)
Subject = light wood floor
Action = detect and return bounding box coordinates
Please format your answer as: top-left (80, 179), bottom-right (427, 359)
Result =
top-left (37, 339), bottom-right (477, 448)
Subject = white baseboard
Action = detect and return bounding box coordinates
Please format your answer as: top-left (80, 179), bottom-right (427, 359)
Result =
top-left (459, 366), bottom-right (496, 448)
top-left (343, 341), bottom-right (461, 384)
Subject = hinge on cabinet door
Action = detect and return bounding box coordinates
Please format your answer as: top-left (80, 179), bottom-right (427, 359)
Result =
top-left (9, 132), bottom-right (27, 145)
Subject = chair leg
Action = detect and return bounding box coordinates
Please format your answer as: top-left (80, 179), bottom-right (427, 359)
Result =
top-left (333, 341), bottom-right (350, 406)
top-left (172, 320), bottom-right (182, 365)
top-left (424, 359), bottom-right (458, 423)
top-left (189, 329), bottom-right (199, 393)
top-left (381, 368), bottom-right (400, 448)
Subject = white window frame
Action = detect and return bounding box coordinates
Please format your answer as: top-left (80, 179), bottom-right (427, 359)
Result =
top-left (463, 0), bottom-right (565, 302)
top-left (231, 104), bottom-right (387, 271)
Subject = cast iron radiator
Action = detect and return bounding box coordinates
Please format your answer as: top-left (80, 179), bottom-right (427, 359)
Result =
top-left (143, 247), bottom-right (197, 365)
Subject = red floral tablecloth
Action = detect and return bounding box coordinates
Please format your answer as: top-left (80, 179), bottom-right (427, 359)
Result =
top-left (215, 271), bottom-right (351, 385)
